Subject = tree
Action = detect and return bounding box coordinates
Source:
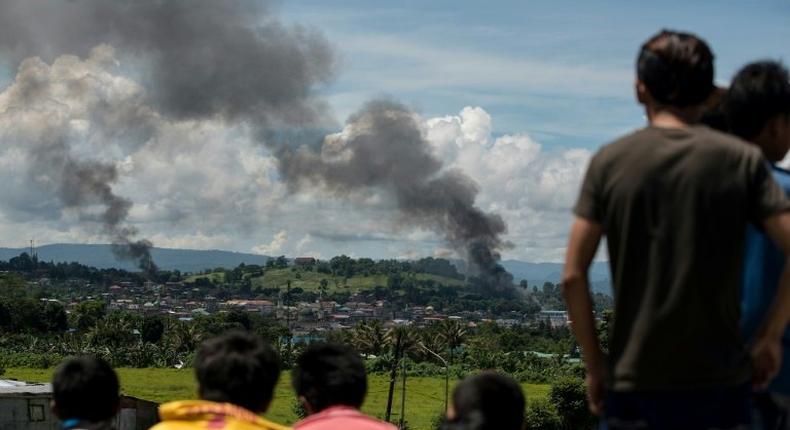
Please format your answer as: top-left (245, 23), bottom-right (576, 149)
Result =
top-left (73, 300), bottom-right (106, 331)
top-left (41, 302), bottom-right (68, 333)
top-left (437, 319), bottom-right (466, 363)
top-left (319, 278), bottom-right (329, 298)
top-left (549, 377), bottom-right (595, 430)
top-left (141, 316), bottom-right (165, 343)
top-left (597, 309), bottom-right (614, 354)
top-left (524, 399), bottom-right (561, 430)
top-left (167, 321), bottom-right (203, 354)
top-left (87, 316), bottom-right (137, 349)
top-left (225, 309), bottom-right (252, 330)
top-left (383, 325), bottom-right (421, 422)
top-left (352, 321), bottom-right (389, 356)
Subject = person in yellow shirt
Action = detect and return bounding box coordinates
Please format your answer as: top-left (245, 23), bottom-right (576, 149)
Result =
top-left (151, 331), bottom-right (290, 430)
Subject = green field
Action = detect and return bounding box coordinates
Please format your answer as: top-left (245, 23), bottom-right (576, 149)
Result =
top-left (5, 368), bottom-right (548, 428)
top-left (183, 272), bottom-right (226, 283)
top-left (251, 268), bottom-right (465, 294)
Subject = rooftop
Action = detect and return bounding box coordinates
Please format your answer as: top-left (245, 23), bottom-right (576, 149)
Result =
top-left (0, 379), bottom-right (52, 395)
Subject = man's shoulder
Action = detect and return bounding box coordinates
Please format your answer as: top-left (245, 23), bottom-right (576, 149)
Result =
top-left (772, 166), bottom-right (790, 192)
top-left (295, 409), bottom-right (396, 430)
top-left (598, 125), bottom-right (758, 160)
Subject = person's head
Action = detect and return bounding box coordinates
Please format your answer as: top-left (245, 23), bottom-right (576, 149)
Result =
top-left (724, 61), bottom-right (790, 162)
top-left (194, 330), bottom-right (281, 413)
top-left (442, 372), bottom-right (525, 430)
top-left (51, 356), bottom-right (120, 423)
top-left (292, 342), bottom-right (367, 414)
top-left (636, 30), bottom-right (715, 121)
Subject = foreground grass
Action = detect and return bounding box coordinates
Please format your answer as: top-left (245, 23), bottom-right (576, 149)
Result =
top-left (5, 368), bottom-right (548, 428)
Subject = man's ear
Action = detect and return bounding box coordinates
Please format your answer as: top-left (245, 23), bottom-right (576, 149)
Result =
top-left (299, 395), bottom-right (315, 415)
top-left (635, 79), bottom-right (648, 105)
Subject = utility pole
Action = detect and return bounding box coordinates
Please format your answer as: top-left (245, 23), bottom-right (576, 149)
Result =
top-left (399, 357), bottom-right (407, 429)
top-left (419, 342), bottom-right (449, 413)
top-left (384, 329), bottom-right (403, 422)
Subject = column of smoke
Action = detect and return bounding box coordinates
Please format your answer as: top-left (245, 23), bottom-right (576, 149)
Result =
top-left (0, 0), bottom-right (514, 291)
top-left (272, 101), bottom-right (515, 292)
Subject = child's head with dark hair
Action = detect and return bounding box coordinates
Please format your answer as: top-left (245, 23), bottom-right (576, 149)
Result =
top-left (292, 342), bottom-right (367, 413)
top-left (636, 30), bottom-right (715, 110)
top-left (194, 330), bottom-right (281, 413)
top-left (441, 372), bottom-right (525, 430)
top-left (724, 61), bottom-right (790, 161)
top-left (52, 356), bottom-right (120, 423)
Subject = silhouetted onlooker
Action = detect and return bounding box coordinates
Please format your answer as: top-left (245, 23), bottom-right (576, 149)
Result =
top-left (563, 29), bottom-right (790, 429)
top-left (726, 60), bottom-right (790, 430)
top-left (151, 331), bottom-right (288, 430)
top-left (292, 342), bottom-right (395, 430)
top-left (52, 355), bottom-right (120, 430)
top-left (440, 372), bottom-right (525, 430)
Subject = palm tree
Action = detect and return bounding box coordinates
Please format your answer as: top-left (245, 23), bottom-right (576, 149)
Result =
top-left (352, 320), bottom-right (390, 356)
top-left (319, 278), bottom-right (329, 299)
top-left (438, 319), bottom-right (466, 364)
top-left (384, 325), bottom-right (421, 422)
top-left (166, 321), bottom-right (202, 354)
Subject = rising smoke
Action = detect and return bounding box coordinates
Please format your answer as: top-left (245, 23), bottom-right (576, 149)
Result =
top-left (0, 0), bottom-right (333, 273)
top-left (0, 0), bottom-right (513, 289)
top-left (274, 100), bottom-right (514, 291)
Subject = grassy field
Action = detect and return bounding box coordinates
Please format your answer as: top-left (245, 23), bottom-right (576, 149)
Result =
top-left (251, 268), bottom-right (465, 294)
top-left (5, 368), bottom-right (548, 428)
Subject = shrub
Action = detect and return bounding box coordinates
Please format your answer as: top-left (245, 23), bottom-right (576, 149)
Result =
top-left (524, 398), bottom-right (561, 430)
top-left (548, 377), bottom-right (595, 430)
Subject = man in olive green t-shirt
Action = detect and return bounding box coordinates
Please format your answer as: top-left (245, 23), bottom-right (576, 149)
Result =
top-left (562, 30), bottom-right (790, 429)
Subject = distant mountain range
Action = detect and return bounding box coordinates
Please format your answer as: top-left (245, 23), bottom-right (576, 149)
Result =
top-left (0, 243), bottom-right (270, 273)
top-left (500, 260), bottom-right (612, 295)
top-left (0, 243), bottom-right (613, 294)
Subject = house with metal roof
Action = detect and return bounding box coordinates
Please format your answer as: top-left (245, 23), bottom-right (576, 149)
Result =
top-left (0, 379), bottom-right (158, 430)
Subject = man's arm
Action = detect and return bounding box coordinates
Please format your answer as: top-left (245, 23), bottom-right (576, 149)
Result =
top-left (561, 217), bottom-right (606, 414)
top-left (755, 211), bottom-right (790, 388)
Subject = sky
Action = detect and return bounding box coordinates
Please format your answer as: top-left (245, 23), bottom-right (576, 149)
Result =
top-left (0, 0), bottom-right (788, 263)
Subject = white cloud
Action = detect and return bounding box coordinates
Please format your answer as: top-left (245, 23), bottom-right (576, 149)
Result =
top-left (423, 106), bottom-right (591, 261)
top-left (252, 230), bottom-right (288, 255)
top-left (0, 48), bottom-right (590, 262)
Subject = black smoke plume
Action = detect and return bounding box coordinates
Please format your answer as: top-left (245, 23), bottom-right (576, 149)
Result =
top-left (273, 100), bottom-right (514, 292)
top-left (0, 1), bottom-right (513, 288)
top-left (0, 0), bottom-right (333, 273)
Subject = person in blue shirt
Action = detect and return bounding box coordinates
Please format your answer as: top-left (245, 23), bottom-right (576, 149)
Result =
top-left (725, 60), bottom-right (790, 429)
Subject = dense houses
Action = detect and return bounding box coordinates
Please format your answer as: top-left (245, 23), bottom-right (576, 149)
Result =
top-left (35, 263), bottom-right (573, 335)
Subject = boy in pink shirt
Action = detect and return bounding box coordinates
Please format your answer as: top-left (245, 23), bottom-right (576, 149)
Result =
top-left (292, 343), bottom-right (396, 430)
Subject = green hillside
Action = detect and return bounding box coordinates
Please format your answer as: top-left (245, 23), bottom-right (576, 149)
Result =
top-left (251, 268), bottom-right (465, 294)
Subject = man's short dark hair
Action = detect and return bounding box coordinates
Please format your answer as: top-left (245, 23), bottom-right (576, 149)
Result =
top-left (725, 61), bottom-right (790, 140)
top-left (442, 372), bottom-right (525, 430)
top-left (292, 343), bottom-right (367, 412)
top-left (637, 29), bottom-right (715, 107)
top-left (194, 331), bottom-right (281, 412)
top-left (52, 356), bottom-right (120, 423)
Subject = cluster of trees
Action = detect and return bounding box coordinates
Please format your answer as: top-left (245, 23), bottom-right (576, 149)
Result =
top-left (263, 255), bottom-right (465, 281)
top-left (1, 253), bottom-right (182, 285)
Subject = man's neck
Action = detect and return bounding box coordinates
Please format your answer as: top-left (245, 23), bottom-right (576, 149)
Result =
top-left (648, 107), bottom-right (701, 129)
